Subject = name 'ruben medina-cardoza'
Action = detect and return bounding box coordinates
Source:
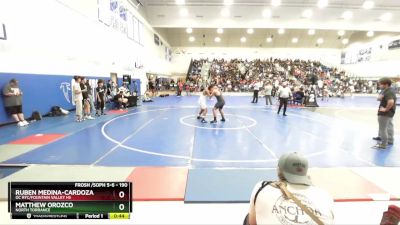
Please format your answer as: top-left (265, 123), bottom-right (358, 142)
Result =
top-left (15, 190), bottom-right (94, 196)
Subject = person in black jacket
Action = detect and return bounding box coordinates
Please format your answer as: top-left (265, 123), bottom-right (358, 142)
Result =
top-left (80, 77), bottom-right (94, 120)
top-left (96, 80), bottom-right (107, 116)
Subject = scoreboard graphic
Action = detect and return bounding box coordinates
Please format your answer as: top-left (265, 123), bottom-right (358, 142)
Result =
top-left (8, 182), bottom-right (132, 219)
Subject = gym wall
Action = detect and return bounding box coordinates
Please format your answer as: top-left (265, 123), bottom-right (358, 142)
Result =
top-left (340, 34), bottom-right (400, 77)
top-left (0, 0), bottom-right (173, 124)
top-left (0, 73), bottom-right (140, 124)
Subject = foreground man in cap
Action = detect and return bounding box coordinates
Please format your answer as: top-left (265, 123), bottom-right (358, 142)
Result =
top-left (247, 152), bottom-right (334, 225)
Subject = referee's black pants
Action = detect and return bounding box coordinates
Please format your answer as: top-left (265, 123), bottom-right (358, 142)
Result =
top-left (278, 98), bottom-right (288, 115)
top-left (252, 90), bottom-right (259, 103)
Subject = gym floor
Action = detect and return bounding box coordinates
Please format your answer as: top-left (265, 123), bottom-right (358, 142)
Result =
top-left (0, 95), bottom-right (399, 224)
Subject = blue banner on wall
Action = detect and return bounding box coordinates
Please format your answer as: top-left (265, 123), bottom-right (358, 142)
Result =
top-left (0, 73), bottom-right (140, 124)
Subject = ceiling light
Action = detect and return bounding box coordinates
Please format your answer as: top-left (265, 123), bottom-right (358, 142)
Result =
top-left (217, 28), bottom-right (224, 34)
top-left (263, 9), bottom-right (272, 18)
top-left (224, 0), bottom-right (234, 5)
top-left (308, 29), bottom-right (316, 35)
top-left (240, 37), bottom-right (247, 43)
top-left (362, 0), bottom-right (374, 10)
top-left (221, 8), bottom-right (230, 17)
top-left (292, 37), bottom-right (299, 43)
top-left (266, 37), bottom-right (273, 43)
top-left (247, 28), bottom-right (254, 34)
top-left (317, 38), bottom-right (324, 44)
top-left (367, 31), bottom-right (374, 37)
top-left (278, 28), bottom-right (285, 34)
top-left (342, 11), bottom-right (353, 20)
top-left (271, 0), bottom-right (281, 7)
top-left (214, 37), bottom-right (221, 42)
top-left (317, 0), bottom-right (328, 8)
top-left (302, 9), bottom-right (313, 18)
top-left (179, 8), bottom-right (189, 17)
top-left (186, 28), bottom-right (193, 34)
top-left (338, 30), bottom-right (345, 36)
top-left (380, 12), bottom-right (392, 22)
top-left (189, 36), bottom-right (195, 42)
top-left (175, 0), bottom-right (185, 5)
top-left (342, 38), bottom-right (349, 45)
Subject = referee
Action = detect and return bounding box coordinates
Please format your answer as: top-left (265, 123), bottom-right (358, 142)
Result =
top-left (277, 82), bottom-right (292, 116)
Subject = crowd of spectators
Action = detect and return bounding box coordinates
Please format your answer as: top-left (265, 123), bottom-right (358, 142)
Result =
top-left (72, 77), bottom-right (139, 122)
top-left (187, 58), bottom-right (381, 99)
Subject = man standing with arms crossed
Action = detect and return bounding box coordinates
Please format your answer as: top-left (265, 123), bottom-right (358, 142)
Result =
top-left (373, 78), bottom-right (396, 149)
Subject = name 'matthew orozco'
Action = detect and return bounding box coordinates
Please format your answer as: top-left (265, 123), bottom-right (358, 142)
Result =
top-left (15, 202), bottom-right (74, 208)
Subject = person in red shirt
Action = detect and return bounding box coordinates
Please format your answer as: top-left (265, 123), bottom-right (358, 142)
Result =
top-left (177, 81), bottom-right (183, 96)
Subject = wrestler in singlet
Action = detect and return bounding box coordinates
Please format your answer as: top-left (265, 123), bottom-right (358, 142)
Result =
top-left (209, 85), bottom-right (226, 123)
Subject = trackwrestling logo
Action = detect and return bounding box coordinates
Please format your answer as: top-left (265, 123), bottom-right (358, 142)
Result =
top-left (60, 82), bottom-right (71, 103)
top-left (273, 193), bottom-right (322, 225)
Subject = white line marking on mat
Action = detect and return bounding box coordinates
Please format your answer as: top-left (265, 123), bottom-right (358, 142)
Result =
top-left (237, 118), bottom-right (278, 160)
top-left (92, 118), bottom-right (155, 165)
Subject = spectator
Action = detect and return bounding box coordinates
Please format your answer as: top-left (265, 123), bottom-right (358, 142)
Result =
top-left (80, 77), bottom-right (94, 120)
top-left (321, 86), bottom-right (329, 101)
top-left (185, 82), bottom-right (190, 96)
top-left (295, 88), bottom-right (305, 105)
top-left (247, 152), bottom-right (334, 225)
top-left (380, 205), bottom-right (400, 225)
top-left (186, 58), bottom-right (377, 96)
top-left (148, 80), bottom-right (155, 97)
top-left (106, 80), bottom-right (117, 100)
top-left (373, 78), bottom-right (396, 149)
top-left (85, 79), bottom-right (95, 116)
top-left (106, 80), bottom-right (112, 96)
top-left (119, 83), bottom-right (131, 97)
top-left (111, 81), bottom-right (118, 97)
top-left (317, 79), bottom-right (324, 95)
top-left (114, 91), bottom-right (129, 109)
top-left (2, 79), bottom-right (29, 127)
top-left (73, 76), bottom-right (83, 122)
top-left (143, 91), bottom-right (154, 102)
top-left (170, 79), bottom-right (175, 92)
top-left (264, 81), bottom-right (273, 106)
top-left (177, 80), bottom-right (183, 96)
top-left (95, 79), bottom-right (106, 116)
top-left (251, 79), bottom-right (261, 103)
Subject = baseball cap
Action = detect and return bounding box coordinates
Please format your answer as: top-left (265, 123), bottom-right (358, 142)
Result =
top-left (278, 152), bottom-right (312, 186)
